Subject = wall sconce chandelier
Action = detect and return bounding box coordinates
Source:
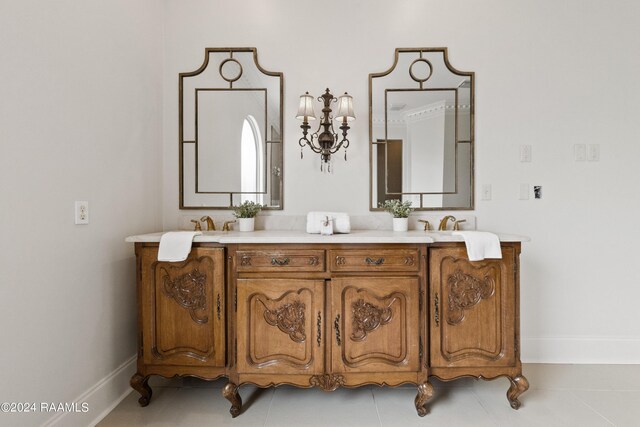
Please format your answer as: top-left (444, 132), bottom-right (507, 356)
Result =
top-left (296, 89), bottom-right (355, 172)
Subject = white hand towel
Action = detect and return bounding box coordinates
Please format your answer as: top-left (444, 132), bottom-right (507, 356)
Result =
top-left (306, 212), bottom-right (351, 234)
top-left (158, 231), bottom-right (202, 262)
top-left (452, 231), bottom-right (502, 261)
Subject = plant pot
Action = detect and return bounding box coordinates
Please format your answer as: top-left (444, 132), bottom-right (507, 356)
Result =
top-left (238, 218), bottom-right (255, 232)
top-left (392, 217), bottom-right (409, 232)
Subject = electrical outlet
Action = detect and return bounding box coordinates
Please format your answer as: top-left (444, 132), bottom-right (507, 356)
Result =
top-left (481, 184), bottom-right (492, 201)
top-left (520, 145), bottom-right (532, 162)
top-left (75, 201), bottom-right (89, 225)
top-left (574, 144), bottom-right (586, 161)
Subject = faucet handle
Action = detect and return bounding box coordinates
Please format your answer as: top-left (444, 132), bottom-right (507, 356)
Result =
top-left (190, 219), bottom-right (202, 231)
top-left (222, 220), bottom-right (236, 232)
top-left (417, 219), bottom-right (432, 231)
top-left (453, 219), bottom-right (467, 231)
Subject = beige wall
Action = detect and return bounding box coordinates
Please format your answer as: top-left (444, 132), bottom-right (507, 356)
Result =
top-left (0, 1), bottom-right (163, 425)
top-left (162, 0), bottom-right (640, 362)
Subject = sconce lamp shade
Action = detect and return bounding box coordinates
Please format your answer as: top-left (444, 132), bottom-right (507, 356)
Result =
top-left (335, 92), bottom-right (355, 122)
top-left (296, 92), bottom-right (317, 121)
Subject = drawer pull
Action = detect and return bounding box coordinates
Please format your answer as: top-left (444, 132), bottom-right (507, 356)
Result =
top-left (271, 257), bottom-right (290, 266)
top-left (365, 257), bottom-right (385, 266)
top-left (334, 314), bottom-right (341, 346)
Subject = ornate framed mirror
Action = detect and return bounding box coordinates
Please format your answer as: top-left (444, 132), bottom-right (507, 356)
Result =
top-left (369, 48), bottom-right (474, 210)
top-left (179, 48), bottom-right (283, 209)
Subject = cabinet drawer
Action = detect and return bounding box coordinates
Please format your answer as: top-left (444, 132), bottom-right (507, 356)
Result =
top-left (329, 249), bottom-right (420, 273)
top-left (236, 249), bottom-right (325, 272)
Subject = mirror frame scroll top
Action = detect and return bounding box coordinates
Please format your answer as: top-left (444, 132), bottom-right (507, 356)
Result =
top-left (369, 48), bottom-right (475, 211)
top-left (179, 47), bottom-right (284, 210)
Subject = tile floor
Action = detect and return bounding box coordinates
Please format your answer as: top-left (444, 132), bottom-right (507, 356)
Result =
top-left (98, 364), bottom-right (640, 426)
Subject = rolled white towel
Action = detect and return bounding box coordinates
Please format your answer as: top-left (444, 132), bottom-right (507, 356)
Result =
top-left (306, 212), bottom-right (351, 234)
top-left (452, 231), bottom-right (502, 261)
top-left (158, 231), bottom-right (202, 262)
top-left (306, 212), bottom-right (324, 233)
top-left (333, 214), bottom-right (351, 234)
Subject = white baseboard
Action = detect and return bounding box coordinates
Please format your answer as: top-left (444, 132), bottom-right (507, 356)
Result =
top-left (522, 336), bottom-right (640, 364)
top-left (41, 355), bottom-right (136, 427)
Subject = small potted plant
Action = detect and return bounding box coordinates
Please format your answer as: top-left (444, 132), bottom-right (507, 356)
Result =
top-left (232, 201), bottom-right (264, 232)
top-left (380, 199), bottom-right (414, 232)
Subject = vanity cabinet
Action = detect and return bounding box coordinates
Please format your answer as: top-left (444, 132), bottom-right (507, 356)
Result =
top-left (129, 239), bottom-right (528, 416)
top-left (130, 243), bottom-right (226, 406)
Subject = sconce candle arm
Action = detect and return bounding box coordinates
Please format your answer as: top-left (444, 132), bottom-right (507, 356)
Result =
top-left (336, 121), bottom-right (351, 151)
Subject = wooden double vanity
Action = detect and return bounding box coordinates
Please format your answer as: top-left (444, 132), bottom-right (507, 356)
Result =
top-left (127, 230), bottom-right (529, 417)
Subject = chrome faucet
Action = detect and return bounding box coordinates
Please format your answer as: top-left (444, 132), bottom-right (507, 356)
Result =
top-left (418, 219), bottom-right (432, 231)
top-left (201, 216), bottom-right (216, 231)
top-left (222, 220), bottom-right (236, 232)
top-left (190, 219), bottom-right (202, 231)
top-left (438, 215), bottom-right (456, 231)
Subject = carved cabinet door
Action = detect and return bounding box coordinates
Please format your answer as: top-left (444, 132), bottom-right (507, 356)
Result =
top-left (429, 246), bottom-right (516, 368)
top-left (140, 247), bottom-right (225, 367)
top-left (236, 279), bottom-right (325, 375)
top-left (330, 277), bottom-right (420, 373)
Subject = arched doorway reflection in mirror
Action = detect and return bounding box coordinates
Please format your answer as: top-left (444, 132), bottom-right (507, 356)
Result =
top-left (240, 115), bottom-right (264, 204)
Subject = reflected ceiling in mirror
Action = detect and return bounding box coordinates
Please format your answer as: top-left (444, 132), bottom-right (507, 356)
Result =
top-left (180, 48), bottom-right (283, 209)
top-left (369, 48), bottom-right (474, 211)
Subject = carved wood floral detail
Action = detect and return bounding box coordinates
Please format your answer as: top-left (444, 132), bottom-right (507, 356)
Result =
top-left (350, 298), bottom-right (393, 341)
top-left (309, 374), bottom-right (345, 391)
top-left (161, 267), bottom-right (208, 324)
top-left (446, 269), bottom-right (495, 325)
top-left (263, 300), bottom-right (307, 342)
top-left (240, 256), bottom-right (252, 266)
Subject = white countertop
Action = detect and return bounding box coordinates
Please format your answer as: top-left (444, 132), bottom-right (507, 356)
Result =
top-left (125, 230), bottom-right (530, 244)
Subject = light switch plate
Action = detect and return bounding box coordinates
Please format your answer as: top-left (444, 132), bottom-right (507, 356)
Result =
top-left (520, 145), bottom-right (532, 162)
top-left (519, 184), bottom-right (529, 200)
top-left (574, 144), bottom-right (586, 161)
top-left (481, 184), bottom-right (492, 201)
top-left (587, 144), bottom-right (600, 161)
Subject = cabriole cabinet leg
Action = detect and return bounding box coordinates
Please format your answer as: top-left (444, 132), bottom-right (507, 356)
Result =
top-left (222, 382), bottom-right (242, 417)
top-left (507, 375), bottom-right (529, 409)
top-left (415, 380), bottom-right (434, 417)
top-left (130, 373), bottom-right (152, 406)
